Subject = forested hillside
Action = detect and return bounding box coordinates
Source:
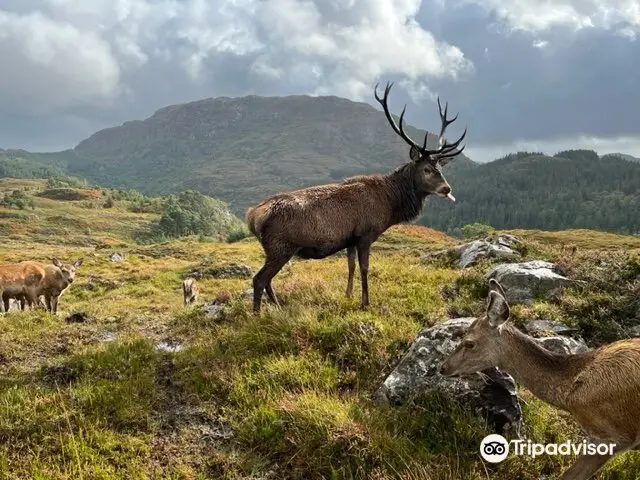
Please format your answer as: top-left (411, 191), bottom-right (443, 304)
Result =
top-left (425, 150), bottom-right (640, 235)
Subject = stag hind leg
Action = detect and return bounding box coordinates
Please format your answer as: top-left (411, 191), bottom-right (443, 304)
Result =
top-left (356, 242), bottom-right (371, 308)
top-left (346, 246), bottom-right (356, 298)
top-left (253, 247), bottom-right (295, 313)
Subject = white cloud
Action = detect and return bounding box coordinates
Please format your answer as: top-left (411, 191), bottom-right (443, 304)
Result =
top-left (458, 0), bottom-right (640, 34)
top-left (250, 0), bottom-right (473, 100)
top-left (467, 135), bottom-right (640, 163)
top-left (0, 10), bottom-right (121, 113)
top-left (0, 0), bottom-right (473, 114)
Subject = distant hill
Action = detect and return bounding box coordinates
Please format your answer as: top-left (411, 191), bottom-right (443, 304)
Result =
top-left (603, 152), bottom-right (640, 163)
top-left (0, 149), bottom-right (63, 179)
top-left (25, 95), bottom-right (472, 215)
top-left (2, 96), bottom-right (640, 235)
top-left (424, 149), bottom-right (640, 235)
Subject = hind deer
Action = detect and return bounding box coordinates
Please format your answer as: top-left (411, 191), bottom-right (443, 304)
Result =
top-left (441, 279), bottom-right (640, 480)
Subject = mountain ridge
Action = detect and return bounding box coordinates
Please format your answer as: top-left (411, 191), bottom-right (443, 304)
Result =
top-left (1, 94), bottom-right (639, 235)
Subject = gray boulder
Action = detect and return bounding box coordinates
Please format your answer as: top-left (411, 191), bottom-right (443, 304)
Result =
top-left (109, 252), bottom-right (125, 262)
top-left (537, 336), bottom-right (590, 355)
top-left (422, 234), bottom-right (521, 268)
top-left (486, 260), bottom-right (576, 304)
top-left (524, 319), bottom-right (577, 337)
top-left (202, 303), bottom-right (224, 320)
top-left (373, 318), bottom-right (523, 437)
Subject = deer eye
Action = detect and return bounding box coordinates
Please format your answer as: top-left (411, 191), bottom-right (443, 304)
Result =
top-left (463, 341), bottom-right (475, 349)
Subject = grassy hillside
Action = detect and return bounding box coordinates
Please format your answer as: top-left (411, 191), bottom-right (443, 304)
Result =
top-left (425, 149), bottom-right (640, 235)
top-left (0, 179), bottom-right (639, 479)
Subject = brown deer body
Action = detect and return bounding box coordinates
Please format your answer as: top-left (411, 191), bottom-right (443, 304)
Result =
top-left (247, 83), bottom-right (466, 312)
top-left (0, 261), bottom-right (47, 312)
top-left (182, 277), bottom-right (200, 306)
top-left (441, 279), bottom-right (640, 480)
top-left (0, 259), bottom-right (82, 315)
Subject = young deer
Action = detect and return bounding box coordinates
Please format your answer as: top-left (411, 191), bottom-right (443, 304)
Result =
top-left (182, 277), bottom-right (200, 306)
top-left (246, 82), bottom-right (466, 313)
top-left (441, 279), bottom-right (640, 480)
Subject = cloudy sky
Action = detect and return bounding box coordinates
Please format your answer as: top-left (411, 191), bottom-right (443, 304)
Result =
top-left (2, 0), bottom-right (640, 162)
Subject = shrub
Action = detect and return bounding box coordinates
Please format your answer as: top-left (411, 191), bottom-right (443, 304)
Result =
top-left (157, 190), bottom-right (246, 240)
top-left (460, 223), bottom-right (495, 239)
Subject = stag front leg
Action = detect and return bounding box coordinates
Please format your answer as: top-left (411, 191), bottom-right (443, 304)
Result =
top-left (356, 243), bottom-right (371, 308)
top-left (346, 246), bottom-right (356, 298)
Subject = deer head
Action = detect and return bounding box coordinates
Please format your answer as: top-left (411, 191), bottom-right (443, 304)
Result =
top-left (440, 279), bottom-right (510, 376)
top-left (374, 82), bottom-right (466, 201)
top-left (52, 258), bottom-right (84, 284)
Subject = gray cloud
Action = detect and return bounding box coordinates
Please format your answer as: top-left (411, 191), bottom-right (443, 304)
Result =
top-left (2, 0), bottom-right (640, 162)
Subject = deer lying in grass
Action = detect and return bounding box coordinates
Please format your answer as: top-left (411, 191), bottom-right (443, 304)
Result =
top-left (441, 279), bottom-right (640, 480)
top-left (182, 277), bottom-right (200, 306)
top-left (0, 258), bottom-right (83, 315)
top-left (246, 82), bottom-right (466, 312)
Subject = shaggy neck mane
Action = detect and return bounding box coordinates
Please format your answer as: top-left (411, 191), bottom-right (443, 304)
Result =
top-left (384, 163), bottom-right (427, 223)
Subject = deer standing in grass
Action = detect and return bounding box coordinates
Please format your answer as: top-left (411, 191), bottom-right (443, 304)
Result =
top-left (246, 82), bottom-right (466, 313)
top-left (0, 258), bottom-right (83, 314)
top-left (441, 279), bottom-right (640, 480)
top-left (182, 278), bottom-right (200, 306)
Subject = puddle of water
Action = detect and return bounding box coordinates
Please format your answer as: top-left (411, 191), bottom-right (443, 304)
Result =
top-left (156, 341), bottom-right (183, 353)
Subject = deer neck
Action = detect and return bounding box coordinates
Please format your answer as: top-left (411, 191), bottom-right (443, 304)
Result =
top-left (385, 165), bottom-right (427, 224)
top-left (497, 325), bottom-right (584, 410)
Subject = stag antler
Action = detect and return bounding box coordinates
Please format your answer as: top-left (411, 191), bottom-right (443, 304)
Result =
top-left (374, 82), bottom-right (422, 150)
top-left (374, 82), bottom-right (466, 162)
top-left (424, 97), bottom-right (467, 160)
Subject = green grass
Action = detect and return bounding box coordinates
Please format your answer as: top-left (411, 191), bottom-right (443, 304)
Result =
top-left (0, 179), bottom-right (639, 479)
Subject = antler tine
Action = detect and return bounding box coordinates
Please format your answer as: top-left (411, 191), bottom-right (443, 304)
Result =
top-left (439, 143), bottom-right (466, 160)
top-left (424, 96), bottom-right (464, 157)
top-left (437, 127), bottom-right (467, 156)
top-left (374, 82), bottom-right (420, 149)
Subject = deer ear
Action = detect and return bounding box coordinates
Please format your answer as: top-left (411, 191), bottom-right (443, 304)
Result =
top-left (73, 258), bottom-right (84, 268)
top-left (52, 258), bottom-right (62, 268)
top-left (409, 145), bottom-right (422, 162)
top-left (486, 290), bottom-right (509, 327)
top-left (488, 278), bottom-right (507, 299)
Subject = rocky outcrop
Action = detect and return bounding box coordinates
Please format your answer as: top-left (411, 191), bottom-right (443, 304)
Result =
top-left (373, 318), bottom-right (523, 437)
top-left (485, 260), bottom-right (577, 304)
top-left (422, 234), bottom-right (522, 268)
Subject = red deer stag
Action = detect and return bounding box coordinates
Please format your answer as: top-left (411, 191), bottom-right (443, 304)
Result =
top-left (246, 82), bottom-right (466, 313)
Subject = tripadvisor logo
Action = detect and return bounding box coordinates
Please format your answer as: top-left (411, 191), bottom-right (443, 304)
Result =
top-left (480, 434), bottom-right (616, 463)
top-left (480, 434), bottom-right (509, 463)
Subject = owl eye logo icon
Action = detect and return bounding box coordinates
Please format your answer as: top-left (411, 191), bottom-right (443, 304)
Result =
top-left (480, 434), bottom-right (509, 463)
